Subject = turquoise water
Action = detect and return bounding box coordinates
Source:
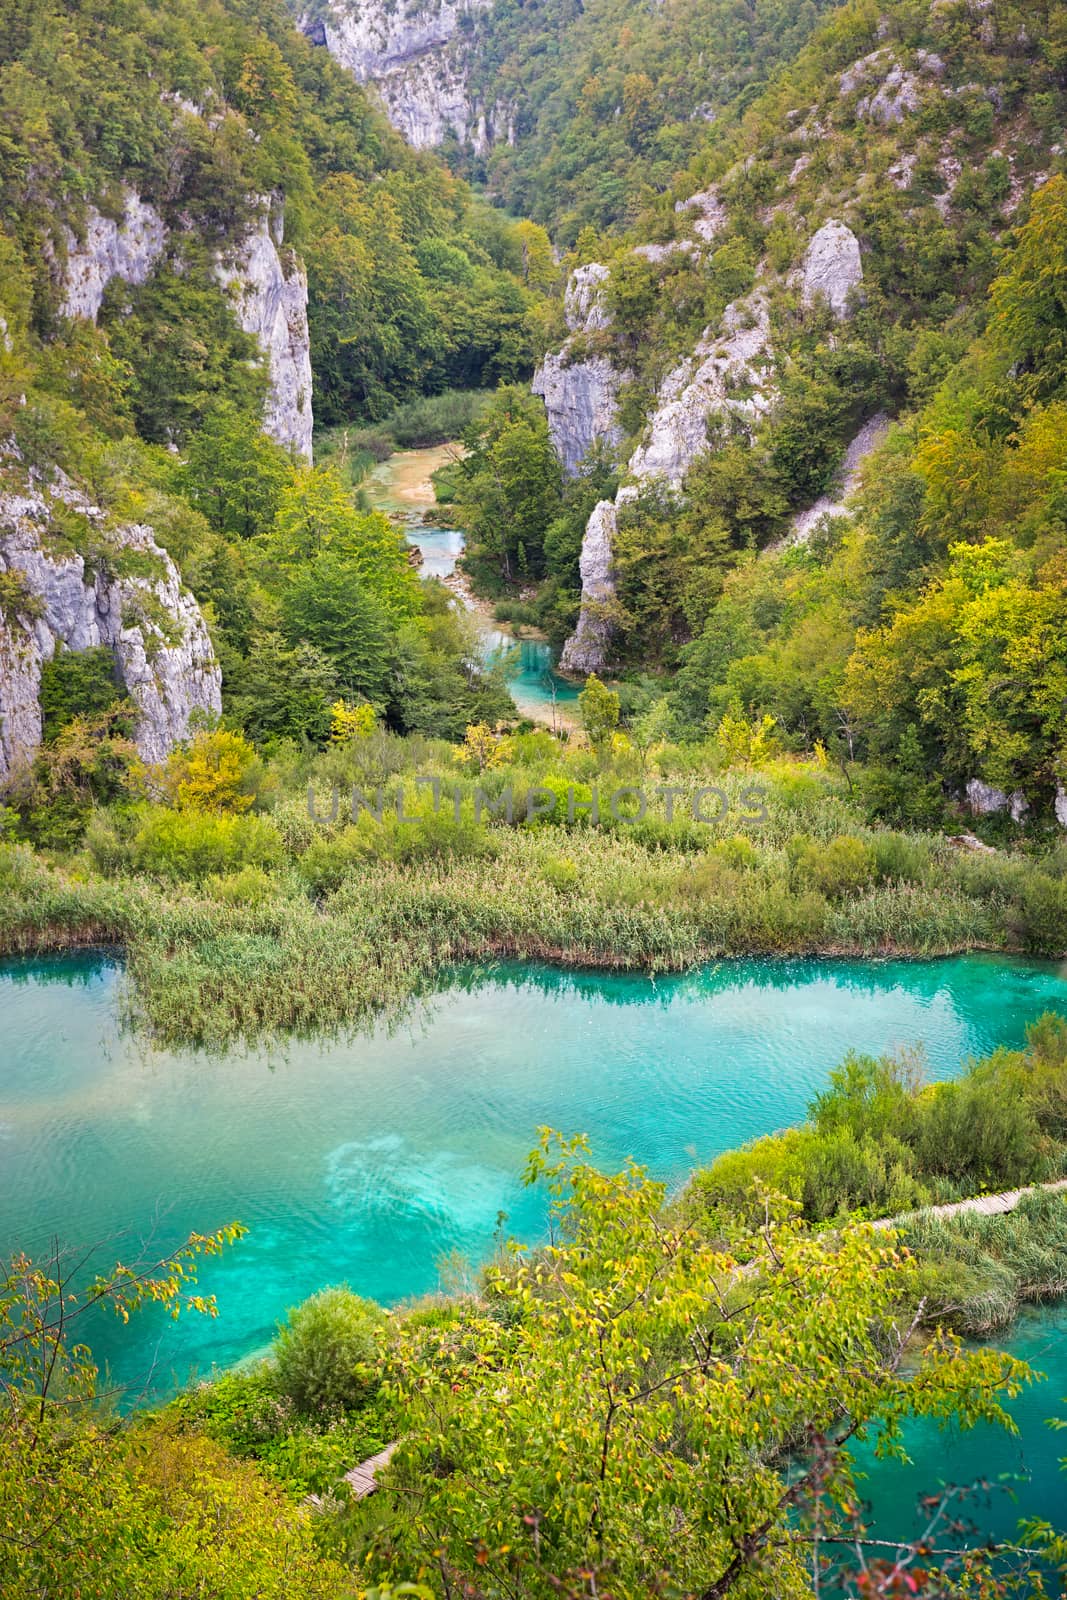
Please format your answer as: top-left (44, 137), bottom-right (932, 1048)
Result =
top-left (405, 522), bottom-right (464, 580)
top-left (850, 1301), bottom-right (1067, 1550)
top-left (3, 950), bottom-right (1066, 1405)
top-left (485, 632), bottom-right (580, 718)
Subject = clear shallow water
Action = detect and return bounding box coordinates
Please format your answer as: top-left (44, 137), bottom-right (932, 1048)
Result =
top-left (850, 1301), bottom-right (1067, 1551)
top-left (405, 523), bottom-right (465, 581)
top-left (3, 950), bottom-right (1066, 1401)
top-left (365, 445), bottom-right (576, 715)
top-left (484, 632), bottom-right (580, 719)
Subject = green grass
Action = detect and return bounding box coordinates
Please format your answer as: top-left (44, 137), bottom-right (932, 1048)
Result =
top-left (2, 736), bottom-right (1065, 1047)
top-left (314, 389), bottom-right (492, 491)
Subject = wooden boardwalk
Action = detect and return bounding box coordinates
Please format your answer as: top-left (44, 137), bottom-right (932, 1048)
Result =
top-left (337, 1181), bottom-right (1067, 1498)
top-left (872, 1176), bottom-right (1067, 1230)
top-left (343, 1441), bottom-right (399, 1500)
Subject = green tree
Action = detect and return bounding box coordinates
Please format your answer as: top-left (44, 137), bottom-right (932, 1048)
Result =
top-left (179, 403), bottom-right (295, 540)
top-left (454, 387), bottom-right (563, 588)
top-left (374, 1134), bottom-right (1028, 1598)
top-left (578, 671), bottom-right (620, 749)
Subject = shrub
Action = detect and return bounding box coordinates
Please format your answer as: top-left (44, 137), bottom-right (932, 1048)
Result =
top-left (1006, 873), bottom-right (1067, 956)
top-left (39, 646), bottom-right (122, 741)
top-left (130, 808), bottom-right (283, 881)
top-left (790, 834), bottom-right (874, 898)
top-left (161, 727), bottom-right (261, 815)
top-left (798, 1128), bottom-right (924, 1221)
top-left (867, 831), bottom-right (935, 885)
top-left (203, 865), bottom-right (278, 906)
top-left (914, 1073), bottom-right (1043, 1189)
top-left (684, 1128), bottom-right (809, 1224)
top-left (541, 855), bottom-right (579, 894)
top-left (275, 1287), bottom-right (387, 1418)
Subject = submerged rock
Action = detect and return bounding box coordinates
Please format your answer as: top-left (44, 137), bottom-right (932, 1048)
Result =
top-left (0, 467), bottom-right (221, 779)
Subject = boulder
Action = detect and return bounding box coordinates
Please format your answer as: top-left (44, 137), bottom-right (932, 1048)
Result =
top-left (801, 220), bottom-right (863, 318)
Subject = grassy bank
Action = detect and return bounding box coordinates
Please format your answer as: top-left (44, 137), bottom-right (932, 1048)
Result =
top-left (315, 390), bottom-right (491, 493)
top-left (2, 735), bottom-right (1066, 1046)
top-left (680, 1010), bottom-right (1067, 1334)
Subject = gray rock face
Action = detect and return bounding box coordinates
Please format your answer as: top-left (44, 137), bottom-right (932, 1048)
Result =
top-left (57, 184), bottom-right (313, 458)
top-left (1056, 785), bottom-right (1067, 830)
top-left (561, 289), bottom-right (776, 674)
top-left (0, 470), bottom-right (221, 780)
top-left (564, 263), bottom-right (613, 334)
top-left (558, 500), bottom-right (618, 675)
top-left (801, 220), bottom-right (863, 318)
top-left (628, 294), bottom-right (773, 488)
top-left (838, 48), bottom-right (940, 124)
top-left (307, 0), bottom-right (499, 150)
top-left (533, 262), bottom-right (626, 478)
top-left (674, 187), bottom-right (727, 244)
top-left (532, 352), bottom-right (624, 478)
top-left (60, 190), bottom-right (166, 321)
top-left (787, 412), bottom-right (889, 544)
top-left (965, 778), bottom-right (1029, 823)
top-left (215, 210), bottom-right (314, 459)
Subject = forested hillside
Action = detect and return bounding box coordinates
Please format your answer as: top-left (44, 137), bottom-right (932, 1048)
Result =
top-left (0, 0), bottom-right (557, 820)
top-left (430, 0), bottom-right (1067, 822)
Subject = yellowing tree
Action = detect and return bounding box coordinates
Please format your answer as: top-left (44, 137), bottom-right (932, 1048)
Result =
top-left (162, 728), bottom-right (259, 814)
top-left (329, 699), bottom-right (377, 743)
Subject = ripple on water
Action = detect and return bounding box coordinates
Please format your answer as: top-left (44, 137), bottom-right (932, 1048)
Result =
top-left (2, 951), bottom-right (1066, 1383)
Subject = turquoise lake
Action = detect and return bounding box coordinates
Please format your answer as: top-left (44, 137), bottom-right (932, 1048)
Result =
top-left (2, 950), bottom-right (1066, 1544)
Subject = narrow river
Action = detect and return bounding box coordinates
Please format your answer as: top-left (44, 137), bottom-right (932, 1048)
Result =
top-left (364, 445), bottom-right (580, 724)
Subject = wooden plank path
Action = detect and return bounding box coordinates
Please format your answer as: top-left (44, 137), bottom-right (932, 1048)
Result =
top-left (344, 1440), bottom-right (399, 1500)
top-left (338, 1181), bottom-right (1067, 1497)
top-left (871, 1176), bottom-right (1067, 1230)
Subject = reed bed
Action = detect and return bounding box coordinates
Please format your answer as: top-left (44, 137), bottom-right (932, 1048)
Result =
top-left (2, 755), bottom-right (1063, 1047)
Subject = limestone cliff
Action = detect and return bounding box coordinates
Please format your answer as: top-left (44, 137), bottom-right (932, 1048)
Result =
top-left (304, 0), bottom-right (505, 151)
top-left (215, 209), bottom-right (314, 460)
top-left (60, 191), bottom-right (166, 321)
top-left (532, 264), bottom-right (626, 478)
top-left (0, 465), bottom-right (221, 780)
top-left (561, 289), bottom-right (776, 675)
top-left (57, 189), bottom-right (313, 459)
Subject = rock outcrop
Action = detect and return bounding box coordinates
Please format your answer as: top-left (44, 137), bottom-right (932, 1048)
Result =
top-left (532, 354), bottom-right (624, 479)
top-left (628, 294), bottom-right (773, 487)
top-left (674, 187), bottom-right (727, 244)
top-left (561, 289), bottom-right (776, 674)
top-left (0, 468), bottom-right (221, 780)
top-left (965, 778), bottom-right (1030, 824)
top-left (558, 500), bottom-right (618, 676)
top-left (533, 263), bottom-right (625, 478)
top-left (787, 412), bottom-right (890, 544)
top-left (215, 210), bottom-right (314, 459)
top-left (800, 220), bottom-right (863, 318)
top-left (56, 188), bottom-right (313, 459)
top-left (304, 0), bottom-right (503, 151)
top-left (564, 264), bottom-right (613, 335)
top-left (60, 190), bottom-right (166, 321)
